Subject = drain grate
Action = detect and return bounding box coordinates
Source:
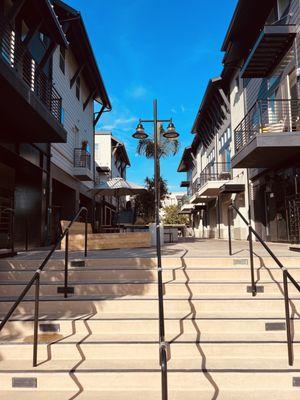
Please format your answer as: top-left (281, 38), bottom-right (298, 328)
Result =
top-left (247, 286), bottom-right (264, 293)
top-left (233, 259), bottom-right (248, 265)
top-left (70, 260), bottom-right (85, 268)
top-left (12, 377), bottom-right (37, 388)
top-left (39, 323), bottom-right (60, 333)
top-left (265, 322), bottom-right (286, 331)
top-left (293, 377), bottom-right (300, 387)
top-left (57, 287), bottom-right (74, 294)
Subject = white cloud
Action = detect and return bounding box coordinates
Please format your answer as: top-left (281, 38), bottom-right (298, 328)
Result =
top-left (102, 117), bottom-right (137, 131)
top-left (180, 105), bottom-right (186, 113)
top-left (128, 85), bottom-right (148, 99)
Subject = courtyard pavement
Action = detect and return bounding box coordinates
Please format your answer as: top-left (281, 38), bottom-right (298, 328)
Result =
top-left (9, 238), bottom-right (300, 260)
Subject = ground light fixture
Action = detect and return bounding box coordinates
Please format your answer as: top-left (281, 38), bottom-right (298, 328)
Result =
top-left (132, 99), bottom-right (179, 400)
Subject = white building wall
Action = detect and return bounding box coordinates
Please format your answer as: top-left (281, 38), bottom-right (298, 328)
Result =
top-left (51, 46), bottom-right (94, 189)
top-left (229, 71), bottom-right (249, 240)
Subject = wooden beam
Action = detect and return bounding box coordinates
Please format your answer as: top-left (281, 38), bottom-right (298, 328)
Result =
top-left (19, 20), bottom-right (43, 58)
top-left (70, 63), bottom-right (85, 88)
top-left (93, 104), bottom-right (106, 127)
top-left (218, 88), bottom-right (230, 110)
top-left (38, 41), bottom-right (57, 71)
top-left (7, 0), bottom-right (26, 22)
top-left (83, 89), bottom-right (97, 111)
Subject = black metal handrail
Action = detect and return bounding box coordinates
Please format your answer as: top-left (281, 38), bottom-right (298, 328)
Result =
top-left (228, 202), bottom-right (300, 365)
top-left (0, 207), bottom-right (15, 255)
top-left (0, 207), bottom-right (88, 367)
top-left (234, 99), bottom-right (300, 153)
top-left (0, 16), bottom-right (63, 123)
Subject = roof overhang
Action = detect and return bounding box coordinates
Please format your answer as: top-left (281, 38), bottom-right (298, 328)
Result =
top-left (177, 147), bottom-right (193, 172)
top-left (36, 0), bottom-right (68, 47)
top-left (112, 137), bottom-right (130, 166)
top-left (221, 0), bottom-right (277, 83)
top-left (241, 25), bottom-right (297, 78)
top-left (191, 77), bottom-right (230, 148)
top-left (53, 0), bottom-right (111, 110)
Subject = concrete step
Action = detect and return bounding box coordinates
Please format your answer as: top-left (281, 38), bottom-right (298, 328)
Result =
top-left (0, 281), bottom-right (299, 298)
top-left (0, 298), bottom-right (299, 319)
top-left (1, 318), bottom-right (298, 343)
top-left (1, 256), bottom-right (300, 271)
top-left (0, 266), bottom-right (299, 283)
top-left (0, 343), bottom-right (300, 369)
top-left (1, 371), bottom-right (300, 399)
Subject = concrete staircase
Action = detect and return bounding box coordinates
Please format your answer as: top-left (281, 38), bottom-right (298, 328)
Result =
top-left (0, 255), bottom-right (300, 398)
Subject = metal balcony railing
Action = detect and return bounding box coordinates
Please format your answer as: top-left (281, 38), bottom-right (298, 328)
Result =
top-left (234, 99), bottom-right (300, 152)
top-left (74, 148), bottom-right (91, 170)
top-left (192, 162), bottom-right (231, 195)
top-left (0, 16), bottom-right (62, 123)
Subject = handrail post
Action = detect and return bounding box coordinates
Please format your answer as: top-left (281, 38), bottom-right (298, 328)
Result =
top-left (11, 210), bottom-right (15, 255)
top-left (64, 230), bottom-right (69, 299)
top-left (33, 274), bottom-right (40, 367)
top-left (227, 206), bottom-right (232, 256)
top-left (84, 210), bottom-right (88, 258)
top-left (283, 270), bottom-right (293, 366)
top-left (248, 225), bottom-right (256, 296)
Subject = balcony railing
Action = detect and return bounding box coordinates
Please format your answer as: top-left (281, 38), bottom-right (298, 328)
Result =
top-left (0, 16), bottom-right (62, 123)
top-left (192, 162), bottom-right (231, 195)
top-left (74, 149), bottom-right (91, 170)
top-left (234, 99), bottom-right (300, 152)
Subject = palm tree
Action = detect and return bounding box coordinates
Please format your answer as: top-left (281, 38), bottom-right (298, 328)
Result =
top-left (136, 125), bottom-right (179, 158)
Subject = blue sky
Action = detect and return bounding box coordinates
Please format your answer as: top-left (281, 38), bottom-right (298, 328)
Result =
top-left (69, 0), bottom-right (238, 191)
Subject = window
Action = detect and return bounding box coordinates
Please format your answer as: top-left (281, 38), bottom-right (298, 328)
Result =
top-left (59, 45), bottom-right (65, 74)
top-left (75, 76), bottom-right (80, 100)
top-left (208, 149), bottom-right (215, 164)
top-left (95, 143), bottom-right (101, 160)
top-left (39, 32), bottom-right (48, 46)
top-left (277, 0), bottom-right (290, 18)
top-left (60, 107), bottom-right (65, 125)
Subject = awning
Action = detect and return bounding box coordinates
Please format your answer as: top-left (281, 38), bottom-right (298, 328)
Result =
top-left (241, 25), bottom-right (297, 79)
top-left (219, 183), bottom-right (245, 194)
top-left (180, 181), bottom-right (190, 188)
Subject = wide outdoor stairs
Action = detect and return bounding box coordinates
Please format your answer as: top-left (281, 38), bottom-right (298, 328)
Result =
top-left (1, 255), bottom-right (300, 398)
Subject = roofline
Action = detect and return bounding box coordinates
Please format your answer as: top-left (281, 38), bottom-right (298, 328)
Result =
top-left (191, 77), bottom-right (223, 133)
top-left (221, 0), bottom-right (242, 51)
top-left (53, 0), bottom-right (111, 110)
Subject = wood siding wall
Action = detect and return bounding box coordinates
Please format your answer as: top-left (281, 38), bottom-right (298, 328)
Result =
top-left (51, 46), bottom-right (94, 188)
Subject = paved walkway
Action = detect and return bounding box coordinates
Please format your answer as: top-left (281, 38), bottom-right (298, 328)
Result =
top-left (9, 239), bottom-right (300, 260)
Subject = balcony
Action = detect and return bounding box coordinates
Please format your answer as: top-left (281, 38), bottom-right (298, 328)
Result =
top-left (192, 162), bottom-right (232, 198)
top-left (0, 16), bottom-right (67, 143)
top-left (232, 99), bottom-right (300, 168)
top-left (73, 149), bottom-right (93, 181)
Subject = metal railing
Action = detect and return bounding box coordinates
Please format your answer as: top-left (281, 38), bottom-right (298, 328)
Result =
top-left (227, 203), bottom-right (300, 365)
top-left (0, 207), bottom-right (88, 367)
top-left (0, 207), bottom-right (15, 255)
top-left (0, 16), bottom-right (62, 123)
top-left (192, 162), bottom-right (231, 195)
top-left (74, 148), bottom-right (91, 170)
top-left (234, 99), bottom-right (300, 152)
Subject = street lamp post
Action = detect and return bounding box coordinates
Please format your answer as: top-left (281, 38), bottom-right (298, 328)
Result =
top-left (132, 99), bottom-right (179, 400)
